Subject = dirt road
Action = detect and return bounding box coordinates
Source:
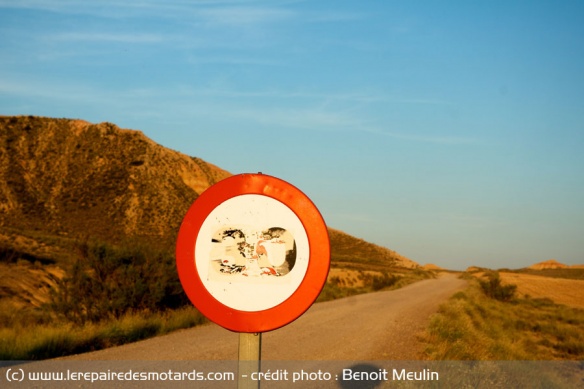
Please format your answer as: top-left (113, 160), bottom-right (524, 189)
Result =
top-left (63, 274), bottom-right (466, 361)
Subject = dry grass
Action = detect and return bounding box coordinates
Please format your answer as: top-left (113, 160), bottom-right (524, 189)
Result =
top-left (317, 267), bottom-right (435, 302)
top-left (327, 268), bottom-right (377, 288)
top-left (0, 261), bottom-right (64, 309)
top-left (0, 307), bottom-right (206, 360)
top-left (422, 277), bottom-right (584, 360)
top-left (499, 272), bottom-right (584, 309)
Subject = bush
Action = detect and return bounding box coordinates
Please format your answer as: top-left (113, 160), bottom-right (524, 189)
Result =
top-left (479, 272), bottom-right (517, 302)
top-left (370, 272), bottom-right (399, 291)
top-left (316, 282), bottom-right (356, 302)
top-left (50, 240), bottom-right (188, 324)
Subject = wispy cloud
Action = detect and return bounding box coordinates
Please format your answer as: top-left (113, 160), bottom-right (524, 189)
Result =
top-left (46, 32), bottom-right (166, 43)
top-left (334, 212), bottom-right (377, 224)
top-left (381, 131), bottom-right (478, 145)
top-left (186, 55), bottom-right (283, 66)
top-left (440, 213), bottom-right (508, 229)
top-left (173, 85), bottom-right (454, 106)
top-left (174, 86), bottom-right (379, 101)
top-left (179, 96), bottom-right (477, 145)
top-left (0, 1), bottom-right (302, 53)
top-left (0, 72), bottom-right (476, 146)
top-left (196, 6), bottom-right (295, 26)
top-left (0, 0), bottom-right (297, 24)
top-left (302, 9), bottom-right (366, 23)
top-left (0, 0), bottom-right (359, 31)
top-left (0, 76), bottom-right (107, 103)
top-left (148, 86), bottom-right (477, 145)
top-left (219, 105), bottom-right (360, 132)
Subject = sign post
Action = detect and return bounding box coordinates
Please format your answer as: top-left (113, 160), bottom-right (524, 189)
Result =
top-left (238, 333), bottom-right (261, 389)
top-left (176, 173), bottom-right (330, 386)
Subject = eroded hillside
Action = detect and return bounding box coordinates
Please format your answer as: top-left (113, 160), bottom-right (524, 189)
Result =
top-left (0, 116), bottom-right (231, 246)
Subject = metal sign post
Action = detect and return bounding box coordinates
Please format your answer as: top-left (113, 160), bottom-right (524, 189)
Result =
top-left (238, 332), bottom-right (262, 389)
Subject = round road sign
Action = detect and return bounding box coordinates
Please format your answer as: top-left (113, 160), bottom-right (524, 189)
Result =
top-left (176, 173), bottom-right (330, 333)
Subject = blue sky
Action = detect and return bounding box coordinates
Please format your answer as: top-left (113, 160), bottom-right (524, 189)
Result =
top-left (1, 1), bottom-right (583, 270)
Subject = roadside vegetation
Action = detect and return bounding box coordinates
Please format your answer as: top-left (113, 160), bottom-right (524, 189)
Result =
top-left (319, 228), bottom-right (436, 302)
top-left (0, 240), bottom-right (206, 360)
top-left (0, 306), bottom-right (205, 360)
top-left (422, 271), bottom-right (584, 360)
top-left (317, 267), bottom-right (435, 302)
top-left (1, 238), bottom-right (434, 360)
top-left (50, 240), bottom-right (187, 324)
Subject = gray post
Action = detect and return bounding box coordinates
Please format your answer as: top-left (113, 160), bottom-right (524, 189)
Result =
top-left (238, 332), bottom-right (262, 389)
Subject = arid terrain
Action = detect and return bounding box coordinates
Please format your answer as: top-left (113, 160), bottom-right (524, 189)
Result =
top-left (469, 259), bottom-right (584, 309)
top-left (499, 272), bottom-right (584, 309)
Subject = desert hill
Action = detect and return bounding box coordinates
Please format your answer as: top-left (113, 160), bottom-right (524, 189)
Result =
top-left (328, 228), bottom-right (419, 269)
top-left (422, 263), bottom-right (444, 270)
top-left (528, 259), bottom-right (569, 270)
top-left (0, 115), bottom-right (419, 309)
top-left (0, 115), bottom-right (230, 249)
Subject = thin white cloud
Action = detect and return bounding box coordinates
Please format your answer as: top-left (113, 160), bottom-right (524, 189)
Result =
top-left (341, 121), bottom-right (478, 145)
top-left (173, 85), bottom-right (454, 106)
top-left (196, 7), bottom-right (295, 26)
top-left (444, 213), bottom-right (507, 229)
top-left (0, 0), bottom-right (297, 24)
top-left (46, 32), bottom-right (165, 43)
top-left (303, 10), bottom-right (366, 23)
top-left (0, 0), bottom-right (358, 31)
top-left (0, 74), bottom-right (477, 146)
top-left (149, 86), bottom-right (476, 145)
top-left (175, 86), bottom-right (376, 101)
top-left (394, 98), bottom-right (456, 106)
top-left (0, 76), bottom-right (106, 103)
top-left (222, 105), bottom-right (361, 132)
top-left (334, 213), bottom-right (377, 224)
top-left (381, 131), bottom-right (478, 145)
top-left (186, 55), bottom-right (283, 66)
top-left (184, 100), bottom-right (477, 146)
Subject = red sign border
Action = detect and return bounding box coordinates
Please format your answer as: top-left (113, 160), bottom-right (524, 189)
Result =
top-left (176, 173), bottom-right (330, 333)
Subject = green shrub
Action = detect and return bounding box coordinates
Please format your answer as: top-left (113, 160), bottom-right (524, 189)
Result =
top-left (357, 271), bottom-right (400, 291)
top-left (316, 282), bottom-right (357, 302)
top-left (50, 240), bottom-right (188, 324)
top-left (479, 272), bottom-right (517, 302)
top-left (370, 272), bottom-right (399, 291)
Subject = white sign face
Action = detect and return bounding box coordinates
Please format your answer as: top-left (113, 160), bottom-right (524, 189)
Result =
top-left (195, 194), bottom-right (310, 312)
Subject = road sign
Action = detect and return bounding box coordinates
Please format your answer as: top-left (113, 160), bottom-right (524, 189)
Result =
top-left (176, 173), bottom-right (330, 333)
